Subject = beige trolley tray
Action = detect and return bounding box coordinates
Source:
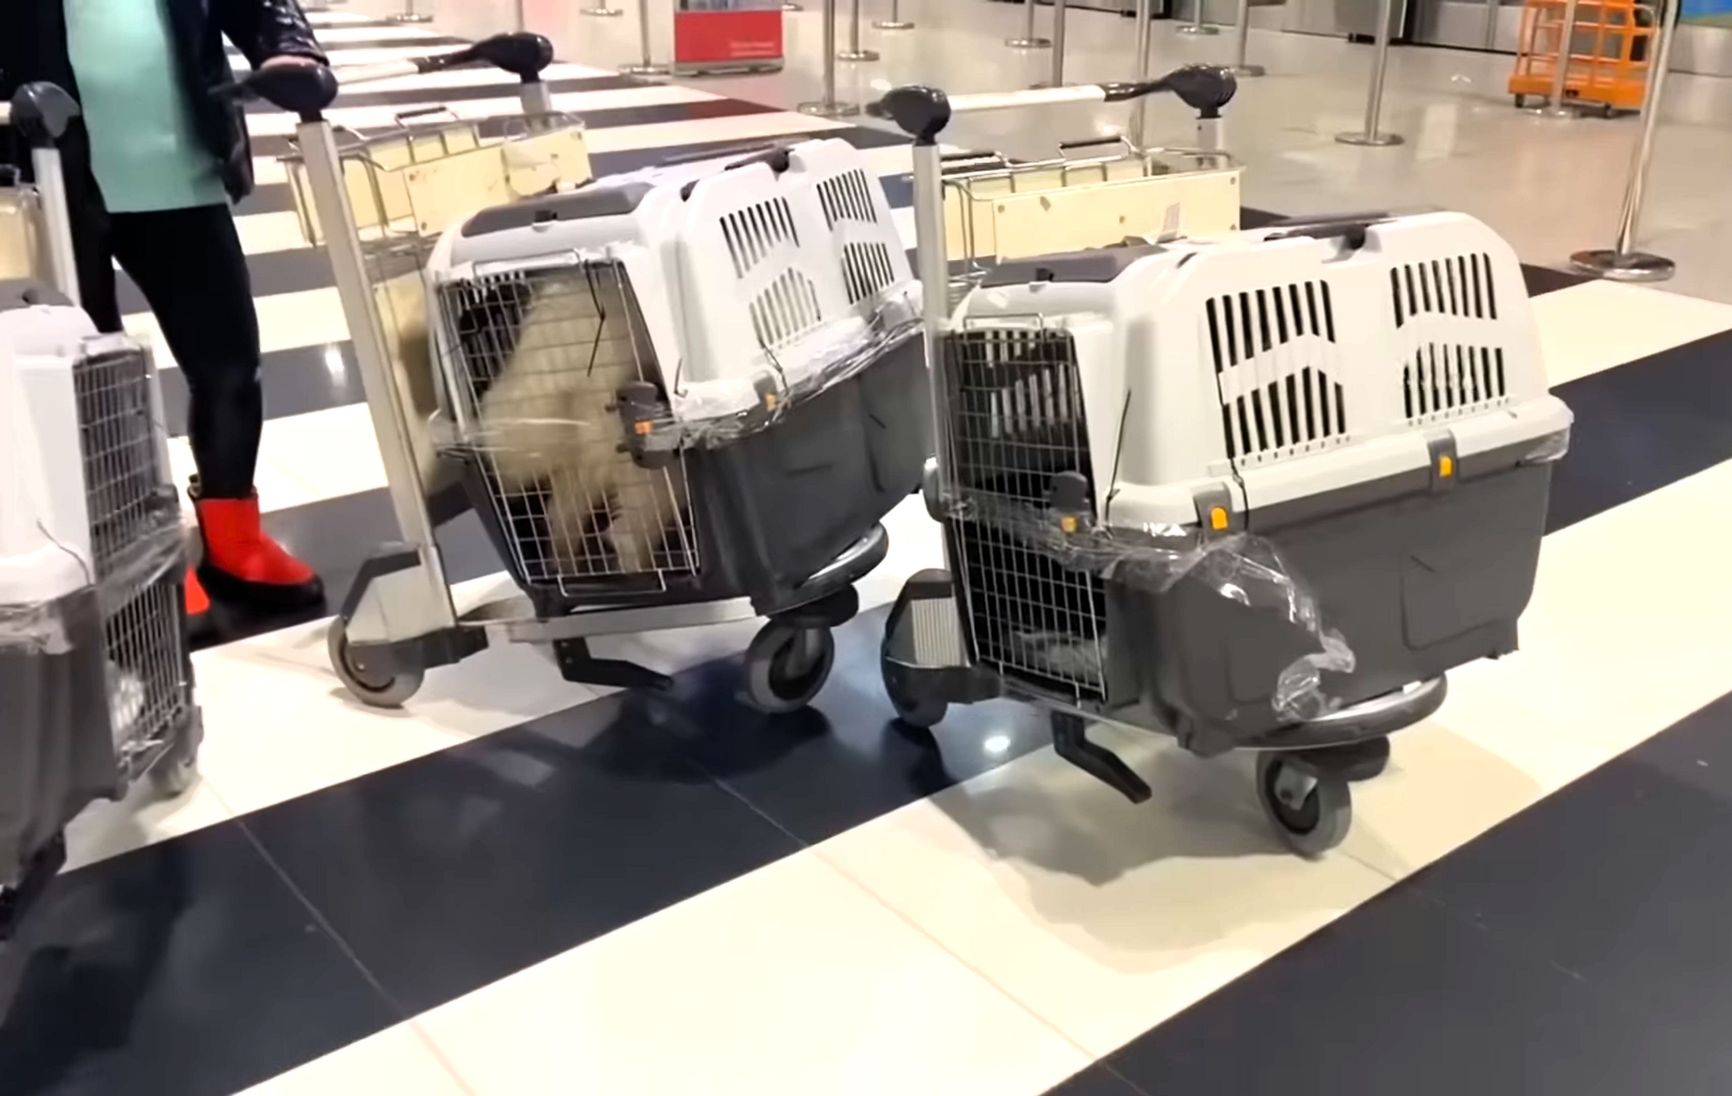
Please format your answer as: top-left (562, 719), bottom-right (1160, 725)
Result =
top-left (942, 139), bottom-right (1239, 277)
top-left (0, 172), bottom-right (46, 285)
top-left (278, 111), bottom-right (593, 491)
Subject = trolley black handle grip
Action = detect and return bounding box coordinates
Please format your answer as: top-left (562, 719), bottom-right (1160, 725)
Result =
top-left (213, 63), bottom-right (340, 120)
top-left (3, 82), bottom-right (81, 148)
top-left (424, 32), bottom-right (554, 81)
top-left (1056, 136), bottom-right (1127, 151)
top-left (1111, 64), bottom-right (1239, 116)
top-left (395, 105), bottom-right (454, 121)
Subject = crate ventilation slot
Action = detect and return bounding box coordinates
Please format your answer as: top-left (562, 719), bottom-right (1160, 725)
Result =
top-left (1205, 283), bottom-right (1347, 462)
top-left (816, 169), bottom-right (881, 227)
top-left (720, 197), bottom-right (799, 277)
top-left (1404, 344), bottom-right (1508, 422)
top-left (1390, 253), bottom-right (1499, 326)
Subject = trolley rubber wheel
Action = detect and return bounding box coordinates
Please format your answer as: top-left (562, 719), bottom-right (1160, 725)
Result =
top-left (1256, 752), bottom-right (1353, 859)
top-left (328, 618), bottom-right (425, 709)
top-left (744, 622), bottom-right (836, 714)
top-left (149, 721), bottom-right (201, 798)
top-left (881, 654), bottom-right (947, 730)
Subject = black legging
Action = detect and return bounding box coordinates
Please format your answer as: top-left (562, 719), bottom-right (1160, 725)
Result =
top-left (76, 203), bottom-right (263, 500)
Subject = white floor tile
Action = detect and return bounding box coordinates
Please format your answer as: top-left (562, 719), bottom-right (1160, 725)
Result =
top-left (1533, 281), bottom-right (1732, 387)
top-left (237, 1023), bottom-right (467, 1096)
top-left (61, 776), bottom-right (234, 874)
top-left (418, 852), bottom-right (1092, 1096)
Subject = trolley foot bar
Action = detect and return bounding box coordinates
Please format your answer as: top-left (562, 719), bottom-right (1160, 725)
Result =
top-left (1053, 712), bottom-right (1152, 803)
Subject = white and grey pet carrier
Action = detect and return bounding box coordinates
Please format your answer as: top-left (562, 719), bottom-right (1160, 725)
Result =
top-left (234, 49), bottom-right (925, 714)
top-left (1, 84), bottom-right (200, 951)
top-left (877, 79), bottom-right (1570, 856)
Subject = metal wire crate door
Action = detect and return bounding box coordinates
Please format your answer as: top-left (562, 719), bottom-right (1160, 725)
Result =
top-left (440, 261), bottom-right (699, 593)
top-left (943, 325), bottom-right (1108, 702)
top-left (71, 346), bottom-right (191, 771)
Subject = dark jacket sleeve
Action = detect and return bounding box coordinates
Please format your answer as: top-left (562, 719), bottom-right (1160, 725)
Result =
top-left (215, 0), bottom-right (327, 69)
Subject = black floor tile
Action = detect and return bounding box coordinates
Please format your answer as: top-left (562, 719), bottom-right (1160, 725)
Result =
top-left (250, 98), bottom-right (780, 158)
top-left (1045, 1064), bottom-right (1148, 1095)
top-left (243, 73), bottom-right (648, 114)
top-left (1407, 719), bottom-right (1732, 1063)
top-left (1103, 883), bottom-right (1732, 1096)
top-left (237, 693), bottom-right (803, 1014)
top-left (644, 607), bottom-right (1052, 845)
top-left (1622, 690), bottom-right (1732, 810)
top-left (1521, 263), bottom-right (1592, 296)
top-left (0, 826), bottom-right (398, 1096)
top-left (1545, 327), bottom-right (1732, 532)
top-left (162, 340), bottom-right (359, 437)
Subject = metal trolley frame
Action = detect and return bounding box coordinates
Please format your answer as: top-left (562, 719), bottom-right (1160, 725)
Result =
top-left (234, 35), bottom-right (886, 710)
top-left (875, 70), bottom-right (1448, 858)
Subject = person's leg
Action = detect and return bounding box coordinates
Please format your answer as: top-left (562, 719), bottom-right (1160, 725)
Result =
top-left (109, 205), bottom-right (322, 609)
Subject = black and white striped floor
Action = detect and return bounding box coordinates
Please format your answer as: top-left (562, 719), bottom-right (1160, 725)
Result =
top-left (9, 12), bottom-right (1732, 1094)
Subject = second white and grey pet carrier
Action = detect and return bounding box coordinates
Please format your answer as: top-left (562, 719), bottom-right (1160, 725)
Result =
top-left (877, 79), bottom-right (1571, 856)
top-left (1, 85), bottom-right (200, 965)
top-left (235, 42), bottom-right (925, 714)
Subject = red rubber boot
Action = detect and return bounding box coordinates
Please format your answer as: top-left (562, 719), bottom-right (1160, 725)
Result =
top-left (184, 567), bottom-right (215, 640)
top-left (193, 491), bottom-right (325, 610)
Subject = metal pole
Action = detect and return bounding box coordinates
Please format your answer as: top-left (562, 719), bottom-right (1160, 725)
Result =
top-left (839, 0), bottom-right (880, 60)
top-left (582, 0), bottom-right (625, 19)
top-left (1035, 0), bottom-right (1069, 85)
top-left (513, 0), bottom-right (525, 31)
top-left (799, 0), bottom-right (860, 116)
top-left (1178, 0), bottom-right (1218, 37)
top-left (1008, 0), bottom-right (1053, 48)
top-left (1570, 0), bottom-right (1679, 281)
top-left (621, 0), bottom-right (669, 75)
top-left (1130, 0), bottom-right (1153, 147)
top-left (1335, 0), bottom-right (1403, 146)
top-left (29, 149), bottom-right (81, 307)
top-left (1527, 0), bottom-right (1583, 117)
top-left (1232, 0), bottom-right (1265, 76)
top-left (386, 0), bottom-right (433, 24)
top-left (875, 0), bottom-right (913, 30)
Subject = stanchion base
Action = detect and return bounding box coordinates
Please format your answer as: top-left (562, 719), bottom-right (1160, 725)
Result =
top-left (1232, 63), bottom-right (1266, 77)
top-left (1335, 130), bottom-right (1403, 146)
top-left (1524, 104), bottom-right (1583, 120)
top-left (1006, 37), bottom-right (1053, 47)
top-left (386, 13), bottom-right (434, 22)
top-left (581, 5), bottom-right (624, 13)
top-left (1176, 24), bottom-right (1218, 35)
top-left (799, 99), bottom-right (862, 117)
top-left (1570, 248), bottom-right (1676, 283)
top-left (782, 1), bottom-right (803, 7)
top-left (838, 49), bottom-right (881, 61)
top-left (874, 19), bottom-right (914, 28)
top-left (622, 63), bottom-right (670, 76)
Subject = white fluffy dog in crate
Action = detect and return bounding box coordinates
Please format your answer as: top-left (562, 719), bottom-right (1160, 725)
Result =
top-left (470, 271), bottom-right (688, 577)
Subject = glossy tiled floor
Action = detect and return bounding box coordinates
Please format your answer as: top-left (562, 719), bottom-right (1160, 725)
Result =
top-left (7, 6), bottom-right (1732, 1094)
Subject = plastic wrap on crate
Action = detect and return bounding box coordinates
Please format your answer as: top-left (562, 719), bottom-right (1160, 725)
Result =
top-left (450, 278), bottom-right (920, 459)
top-left (1524, 427), bottom-right (1571, 465)
top-left (0, 518), bottom-right (182, 891)
top-left (0, 509), bottom-right (185, 654)
top-left (946, 495), bottom-right (1358, 724)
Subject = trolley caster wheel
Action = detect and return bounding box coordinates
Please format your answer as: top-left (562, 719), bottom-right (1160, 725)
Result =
top-left (745, 622), bottom-right (835, 714)
top-left (1256, 753), bottom-right (1352, 859)
top-left (881, 655), bottom-right (947, 729)
top-left (328, 619), bottom-right (424, 709)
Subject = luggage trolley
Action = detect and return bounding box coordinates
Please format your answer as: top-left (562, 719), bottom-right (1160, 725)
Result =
top-left (938, 126), bottom-right (1241, 289)
top-left (233, 36), bottom-right (922, 713)
top-left (1, 84), bottom-right (201, 958)
top-left (875, 75), bottom-right (1573, 856)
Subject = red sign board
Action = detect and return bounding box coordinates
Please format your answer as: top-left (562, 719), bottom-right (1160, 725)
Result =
top-left (673, 5), bottom-right (783, 70)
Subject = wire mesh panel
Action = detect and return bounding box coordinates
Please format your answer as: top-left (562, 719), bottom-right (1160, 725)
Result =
top-left (943, 326), bottom-right (1108, 702)
top-left (100, 570), bottom-right (193, 775)
top-left (438, 260), bottom-right (699, 594)
top-left (72, 347), bottom-right (170, 580)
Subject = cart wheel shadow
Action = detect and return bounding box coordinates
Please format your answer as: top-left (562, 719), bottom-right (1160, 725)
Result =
top-left (925, 741), bottom-right (1365, 953)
